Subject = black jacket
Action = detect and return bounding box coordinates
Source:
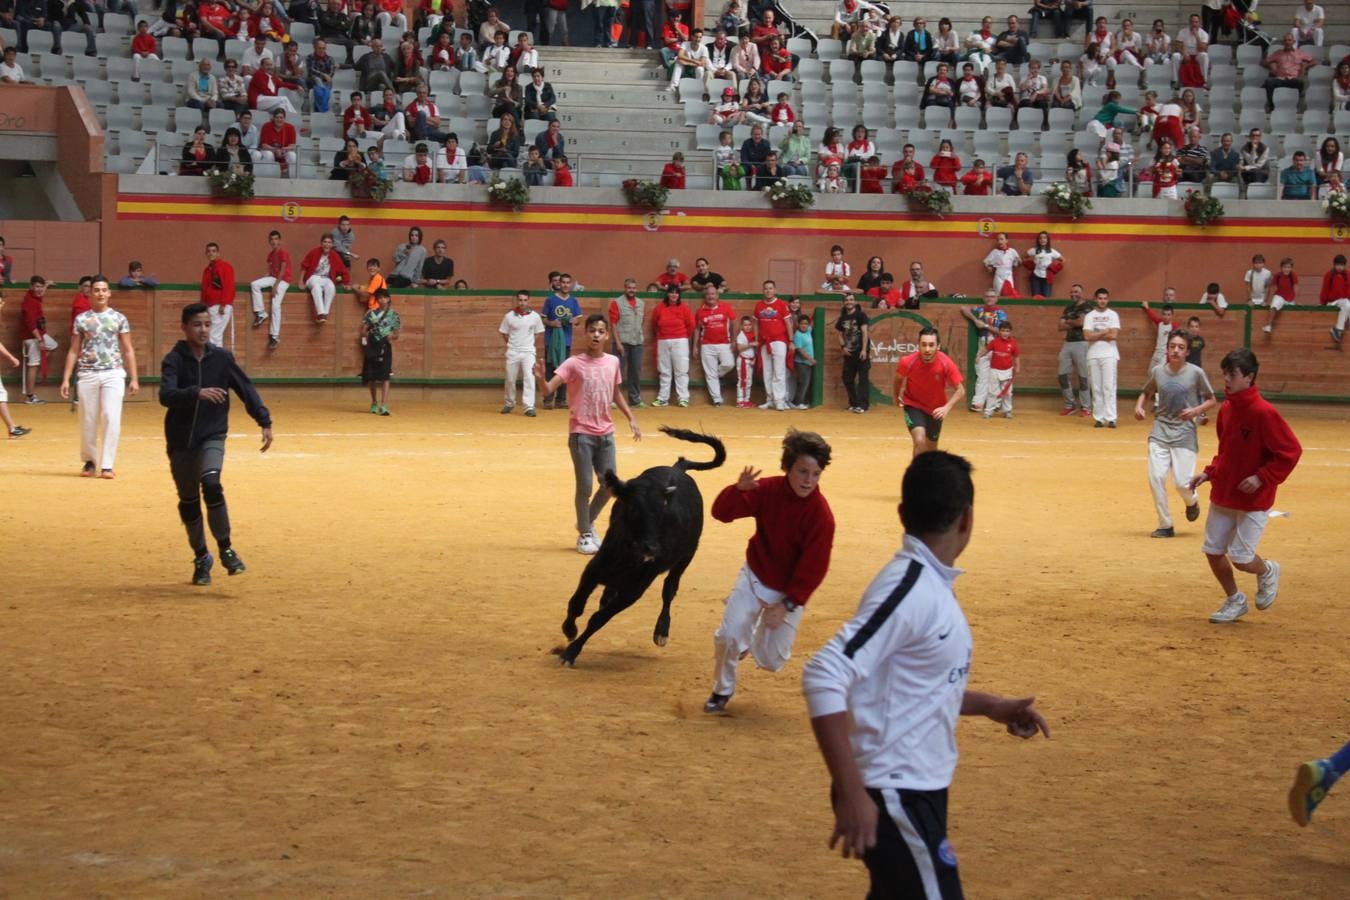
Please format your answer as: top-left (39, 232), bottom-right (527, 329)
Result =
top-left (160, 340), bottom-right (271, 451)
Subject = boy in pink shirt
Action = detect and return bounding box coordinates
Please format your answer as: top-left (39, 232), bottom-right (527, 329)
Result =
top-left (537, 314), bottom-right (643, 555)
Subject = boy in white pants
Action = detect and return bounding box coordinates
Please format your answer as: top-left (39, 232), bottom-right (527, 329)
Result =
top-left (977, 320), bottom-right (1019, 418)
top-left (498, 289), bottom-right (544, 416)
top-left (1083, 287), bottom-right (1120, 428)
top-left (60, 275), bottom-right (140, 477)
top-left (1134, 330), bottom-right (1216, 537)
top-left (249, 230), bottom-right (292, 349)
top-left (734, 316), bottom-right (756, 407)
top-left (704, 429), bottom-right (836, 714)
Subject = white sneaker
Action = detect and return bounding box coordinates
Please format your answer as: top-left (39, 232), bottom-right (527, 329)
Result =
top-left (774, 402), bottom-right (789, 411)
top-left (576, 532), bottom-right (600, 555)
top-left (1209, 592), bottom-right (1249, 623)
top-left (758, 401), bottom-right (772, 409)
top-left (1255, 560), bottom-right (1281, 610)
top-left (1262, 324), bottom-right (1273, 333)
top-left (794, 403), bottom-right (809, 410)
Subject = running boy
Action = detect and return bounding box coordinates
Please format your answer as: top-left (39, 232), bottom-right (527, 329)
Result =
top-left (160, 303), bottom-right (274, 585)
top-left (1134, 330), bottom-right (1216, 537)
top-left (977, 320), bottom-right (1019, 418)
top-left (1290, 738), bottom-right (1350, 826)
top-left (894, 327), bottom-right (965, 457)
top-left (705, 429), bottom-right (835, 714)
top-left (1188, 348), bottom-right (1302, 623)
top-left (534, 314), bottom-right (641, 555)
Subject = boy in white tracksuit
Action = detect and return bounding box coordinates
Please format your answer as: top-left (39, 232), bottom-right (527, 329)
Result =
top-left (499, 290), bottom-right (545, 415)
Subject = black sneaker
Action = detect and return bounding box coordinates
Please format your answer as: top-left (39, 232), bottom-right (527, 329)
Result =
top-left (192, 553), bottom-right (214, 585)
top-left (221, 548), bottom-right (247, 576)
top-left (9, 426), bottom-right (31, 438)
top-left (80, 461), bottom-right (97, 477)
top-left (1185, 503), bottom-right (1200, 522)
top-left (1150, 527), bottom-right (1175, 538)
top-left (1094, 420), bottom-right (1105, 428)
top-left (1107, 421), bottom-right (1117, 429)
top-left (252, 314), bottom-right (267, 328)
top-left (703, 692), bottom-right (731, 714)
top-left (267, 336), bottom-right (279, 349)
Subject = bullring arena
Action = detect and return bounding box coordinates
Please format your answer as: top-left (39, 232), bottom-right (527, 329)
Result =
top-left (5, 0), bottom-right (1350, 887)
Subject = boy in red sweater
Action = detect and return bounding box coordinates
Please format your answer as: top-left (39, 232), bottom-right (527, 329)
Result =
top-left (1188, 349), bottom-right (1302, 623)
top-left (706, 429), bottom-right (835, 713)
top-left (1322, 253), bottom-right (1350, 345)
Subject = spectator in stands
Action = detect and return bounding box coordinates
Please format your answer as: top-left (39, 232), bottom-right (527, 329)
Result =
top-left (1280, 151), bottom-right (1317, 200)
top-left (490, 66), bottom-right (524, 126)
top-left (1112, 18), bottom-right (1142, 68)
top-left (54, 0), bottom-right (95, 57)
top-left (1086, 16), bottom-right (1113, 62)
top-left (1334, 62), bottom-right (1350, 110)
top-left (454, 31), bottom-right (486, 73)
top-left (762, 35), bottom-right (794, 83)
top-left (669, 25), bottom-right (711, 95)
top-left (400, 142), bottom-right (437, 183)
top-left (524, 69), bottom-right (557, 122)
top-left (690, 257), bottom-right (727, 292)
top-left (844, 13), bottom-right (876, 68)
top-left (706, 28), bottom-right (736, 88)
top-left (902, 15), bottom-right (934, 68)
top-left (1240, 127), bottom-right (1270, 186)
top-left (920, 62), bottom-right (956, 123)
top-left (303, 39), bottom-right (335, 114)
top-left (1210, 132), bottom-right (1239, 185)
top-left (370, 87), bottom-right (409, 141)
top-left (214, 59), bottom-right (247, 114)
top-left (1316, 137), bottom-right (1344, 186)
top-left (1171, 14), bottom-right (1210, 88)
top-left (831, 0), bottom-right (881, 48)
top-left (592, 0), bottom-right (618, 47)
top-left (1065, 0), bottom-right (1092, 35)
top-left (1293, 0), bottom-right (1325, 49)
top-left (301, 234), bottom-right (349, 323)
top-left (128, 20), bottom-right (159, 82)
top-left (992, 15), bottom-right (1027, 65)
top-left (249, 58), bottom-right (300, 116)
top-left (478, 6), bottom-right (510, 48)
top-left (731, 28), bottom-right (759, 84)
top-left (1097, 142), bottom-right (1122, 195)
top-left (779, 120), bottom-right (810, 176)
top-left (522, 145), bottom-right (548, 185)
top-left (740, 77), bottom-right (772, 123)
top-left (237, 110), bottom-right (262, 159)
top-left (486, 114), bottom-right (523, 170)
top-left (0, 45), bottom-right (24, 83)
top-left (375, 0), bottom-right (407, 32)
top-left (956, 61), bottom-right (983, 107)
top-left (1029, 0), bottom-right (1065, 39)
top-left (985, 58), bottom-right (1016, 111)
top-left (710, 86), bottom-right (743, 125)
top-left (1263, 32), bottom-right (1315, 110)
top-left (438, 133), bottom-right (472, 183)
top-left (964, 15), bottom-right (996, 73)
top-left (185, 58), bottom-right (220, 125)
top-left (929, 17), bottom-right (959, 68)
top-left (429, 32), bottom-right (455, 70)
top-left (534, 118), bottom-right (567, 165)
top-left (407, 84), bottom-right (450, 142)
top-left (891, 157), bottom-right (921, 192)
top-left (15, 0), bottom-right (61, 52)
top-left (876, 15), bottom-right (904, 70)
top-left (1177, 126), bottom-right (1209, 183)
top-left (750, 8), bottom-right (780, 52)
top-left (1065, 148), bottom-right (1092, 195)
top-left (180, 126), bottom-right (215, 176)
top-left (342, 90), bottom-right (373, 139)
top-left (217, 126), bottom-right (253, 173)
top-left (1085, 89), bottom-right (1135, 138)
top-left (317, 0), bottom-right (356, 64)
top-left (1018, 58), bottom-right (1051, 129)
top-left (1143, 18), bottom-right (1170, 65)
top-left (420, 239), bottom-right (454, 288)
top-left (769, 91), bottom-right (794, 125)
top-left (258, 107), bottom-right (299, 177)
top-left (355, 37), bottom-right (397, 93)
top-left (483, 29), bottom-right (512, 75)
top-left (718, 0), bottom-right (745, 35)
top-left (929, 138), bottom-right (960, 188)
top-left (512, 33), bottom-right (540, 75)
top-left (655, 258), bottom-right (688, 290)
top-left (1051, 58), bottom-right (1082, 110)
top-left (818, 161), bottom-right (845, 192)
top-left (393, 34), bottom-right (426, 93)
top-left (961, 157), bottom-right (993, 193)
top-left (816, 127), bottom-right (844, 176)
top-left (997, 151), bottom-right (1035, 196)
top-left (1150, 139), bottom-right (1180, 198)
top-left (331, 137), bottom-right (366, 180)
top-left (241, 35), bottom-right (274, 77)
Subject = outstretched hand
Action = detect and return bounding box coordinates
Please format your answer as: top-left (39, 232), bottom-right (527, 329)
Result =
top-left (987, 696), bottom-right (1051, 739)
top-left (736, 465), bottom-right (761, 491)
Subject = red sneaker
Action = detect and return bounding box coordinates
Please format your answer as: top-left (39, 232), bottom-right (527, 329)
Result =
top-left (1059, 407), bottom-right (1075, 416)
top-left (1079, 408), bottom-right (1092, 417)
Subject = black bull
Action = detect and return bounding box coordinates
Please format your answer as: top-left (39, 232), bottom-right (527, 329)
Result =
top-left (555, 427), bottom-right (727, 666)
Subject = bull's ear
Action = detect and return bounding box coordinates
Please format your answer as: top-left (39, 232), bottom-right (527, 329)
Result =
top-left (603, 470), bottom-right (626, 495)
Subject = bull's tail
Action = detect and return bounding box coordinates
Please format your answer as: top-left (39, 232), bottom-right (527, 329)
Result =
top-left (660, 426), bottom-right (727, 472)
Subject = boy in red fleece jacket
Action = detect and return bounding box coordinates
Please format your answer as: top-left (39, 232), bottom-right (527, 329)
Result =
top-left (705, 429), bottom-right (835, 713)
top-left (1188, 348), bottom-right (1302, 624)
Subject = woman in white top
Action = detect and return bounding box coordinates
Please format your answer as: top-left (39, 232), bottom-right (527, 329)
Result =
top-left (1112, 18), bottom-right (1143, 68)
top-left (933, 17), bottom-right (960, 67)
top-left (1051, 59), bottom-right (1082, 110)
top-left (984, 59), bottom-right (1015, 108)
top-left (1144, 19), bottom-right (1171, 64)
top-left (1026, 230), bottom-right (1063, 298)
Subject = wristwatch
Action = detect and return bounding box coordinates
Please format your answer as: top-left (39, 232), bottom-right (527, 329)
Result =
top-left (783, 599), bottom-right (798, 613)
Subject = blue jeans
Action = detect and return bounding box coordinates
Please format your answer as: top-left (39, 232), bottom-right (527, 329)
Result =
top-left (311, 82), bottom-right (332, 113)
top-left (411, 110), bottom-right (449, 143)
top-left (591, 4), bottom-right (616, 46)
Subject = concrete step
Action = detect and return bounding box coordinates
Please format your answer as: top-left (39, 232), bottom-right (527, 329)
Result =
top-left (540, 61), bottom-right (666, 85)
top-left (556, 107), bottom-right (690, 130)
top-left (552, 85), bottom-right (676, 106)
top-left (566, 129), bottom-right (695, 154)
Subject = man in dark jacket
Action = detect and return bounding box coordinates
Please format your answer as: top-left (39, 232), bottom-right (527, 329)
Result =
top-left (16, 0), bottom-right (63, 54)
top-left (740, 123), bottom-right (771, 189)
top-left (160, 303), bottom-right (274, 586)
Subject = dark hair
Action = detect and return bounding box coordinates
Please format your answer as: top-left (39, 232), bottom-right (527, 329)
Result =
top-left (584, 313), bottom-right (607, 329)
top-left (797, 314), bottom-right (811, 325)
top-left (268, 230), bottom-right (281, 238)
top-left (516, 289), bottom-right (530, 298)
top-left (366, 257), bottom-right (381, 267)
top-left (880, 272), bottom-right (894, 282)
top-left (781, 429), bottom-right (832, 472)
top-left (1220, 348), bottom-right (1258, 378)
top-left (205, 242), bottom-right (219, 251)
top-left (998, 320), bottom-right (1013, 330)
top-left (1334, 254), bottom-right (1347, 265)
top-left (740, 315), bottom-right (754, 323)
top-left (181, 302), bottom-right (209, 323)
top-left (1187, 315), bottom-right (1202, 325)
top-left (128, 260), bottom-right (142, 271)
top-left (1161, 303), bottom-right (1174, 313)
top-left (1167, 329), bottom-right (1189, 346)
top-left (900, 451), bottom-right (974, 535)
top-left (1206, 282), bottom-right (1220, 293)
top-left (1094, 287), bottom-right (1110, 298)
top-left (374, 288), bottom-right (391, 300)
top-left (90, 274), bottom-right (111, 289)
top-left (29, 275), bottom-right (44, 285)
top-left (918, 326), bottom-right (939, 339)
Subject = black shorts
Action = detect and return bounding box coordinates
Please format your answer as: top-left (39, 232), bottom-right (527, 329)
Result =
top-left (864, 787), bottom-right (963, 900)
top-left (903, 405), bottom-right (943, 442)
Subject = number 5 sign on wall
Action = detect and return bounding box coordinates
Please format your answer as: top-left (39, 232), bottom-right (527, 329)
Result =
top-left (1332, 222), bottom-right (1348, 242)
top-left (282, 202), bottom-right (301, 222)
top-left (976, 218), bottom-right (997, 235)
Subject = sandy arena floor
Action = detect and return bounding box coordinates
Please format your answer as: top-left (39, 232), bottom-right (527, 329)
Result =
top-left (1, 387), bottom-right (1348, 897)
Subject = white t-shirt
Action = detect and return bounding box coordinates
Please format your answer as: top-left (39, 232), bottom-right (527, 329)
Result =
top-left (802, 536), bottom-right (973, 791)
top-left (1028, 247), bottom-right (1062, 278)
top-left (1244, 267), bottom-right (1273, 304)
top-left (678, 41), bottom-right (710, 67)
top-left (1201, 291), bottom-right (1228, 309)
top-left (1295, 5), bottom-right (1324, 32)
top-left (984, 247), bottom-right (1020, 288)
top-left (242, 45), bottom-right (275, 71)
top-left (1083, 307), bottom-right (1121, 360)
top-left (736, 331), bottom-right (756, 360)
top-left (439, 146), bottom-right (468, 181)
top-left (499, 309), bottom-right (544, 353)
top-left (1178, 28), bottom-right (1209, 55)
top-left (0, 60), bottom-right (25, 83)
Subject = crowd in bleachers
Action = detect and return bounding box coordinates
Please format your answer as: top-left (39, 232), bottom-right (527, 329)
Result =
top-left (676, 2), bottom-right (1350, 201)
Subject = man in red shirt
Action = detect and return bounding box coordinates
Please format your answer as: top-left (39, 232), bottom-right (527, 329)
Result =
top-left (705, 428), bottom-right (835, 714)
top-left (1322, 252), bottom-right (1350, 344)
top-left (1189, 348), bottom-right (1302, 624)
top-left (201, 241), bottom-right (236, 347)
top-left (659, 152), bottom-right (686, 189)
top-left (693, 283), bottom-right (734, 406)
top-left (19, 275), bottom-right (52, 403)
top-left (70, 276), bottom-right (92, 330)
top-left (654, 257), bottom-right (689, 291)
top-left (894, 326), bottom-right (965, 457)
top-left (257, 106), bottom-right (299, 177)
top-left (650, 285), bottom-right (695, 407)
top-left (755, 279), bottom-right (793, 410)
top-left (249, 230), bottom-right (292, 349)
top-left (866, 273), bottom-right (902, 308)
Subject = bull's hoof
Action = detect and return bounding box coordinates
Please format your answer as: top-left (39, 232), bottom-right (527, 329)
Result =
top-left (559, 655), bottom-right (576, 668)
top-left (653, 632), bottom-right (668, 647)
top-left (562, 619), bottom-right (578, 640)
top-left (550, 645), bottom-right (578, 667)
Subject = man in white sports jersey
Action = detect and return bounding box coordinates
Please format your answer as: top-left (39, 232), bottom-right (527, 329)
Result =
top-left (1083, 287), bottom-right (1121, 428)
top-left (803, 451), bottom-right (1049, 899)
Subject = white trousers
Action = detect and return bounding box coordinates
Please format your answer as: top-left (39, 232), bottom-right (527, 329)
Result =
top-left (759, 340), bottom-right (788, 407)
top-left (1330, 297), bottom-right (1350, 331)
top-left (255, 95), bottom-right (298, 117)
top-left (207, 303), bottom-right (232, 347)
top-left (1088, 356), bottom-right (1118, 423)
top-left (1148, 440), bottom-right (1198, 528)
top-left (982, 368), bottom-right (1014, 414)
top-left (250, 276), bottom-right (289, 338)
top-left (736, 352), bottom-right (755, 404)
top-left (971, 352), bottom-right (991, 408)
top-left (700, 342), bottom-right (734, 404)
top-left (132, 51), bottom-right (159, 79)
top-left (504, 349), bottom-right (536, 408)
top-left (376, 10), bottom-right (409, 30)
top-left (307, 275), bottom-right (336, 316)
top-left (77, 368), bottom-right (126, 471)
top-left (712, 564), bottom-right (805, 697)
top-left (657, 338), bottom-right (690, 403)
